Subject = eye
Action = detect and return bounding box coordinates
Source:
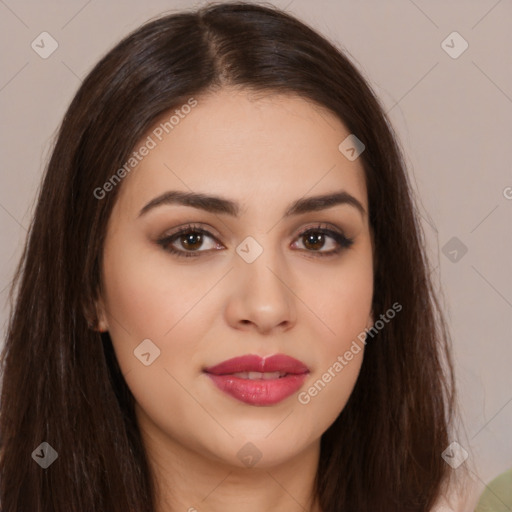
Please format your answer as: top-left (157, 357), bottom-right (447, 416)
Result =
top-left (156, 222), bottom-right (354, 259)
top-left (292, 224), bottom-right (354, 257)
top-left (156, 224), bottom-right (221, 258)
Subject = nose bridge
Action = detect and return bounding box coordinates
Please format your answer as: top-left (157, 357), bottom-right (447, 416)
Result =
top-left (236, 232), bottom-right (288, 295)
top-left (230, 231), bottom-right (296, 331)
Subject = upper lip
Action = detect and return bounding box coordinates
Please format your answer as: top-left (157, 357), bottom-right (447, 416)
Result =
top-left (203, 354), bottom-right (309, 375)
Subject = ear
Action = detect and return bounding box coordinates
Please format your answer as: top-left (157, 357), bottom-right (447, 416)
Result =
top-left (84, 295), bottom-right (110, 332)
top-left (95, 295), bottom-right (109, 332)
top-left (366, 309), bottom-right (374, 330)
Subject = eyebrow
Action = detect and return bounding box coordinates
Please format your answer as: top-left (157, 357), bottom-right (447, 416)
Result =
top-left (138, 190), bottom-right (366, 219)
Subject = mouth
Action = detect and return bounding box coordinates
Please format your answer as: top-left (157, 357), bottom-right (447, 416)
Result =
top-left (203, 354), bottom-right (309, 406)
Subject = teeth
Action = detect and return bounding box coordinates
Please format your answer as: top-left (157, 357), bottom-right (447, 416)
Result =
top-left (232, 371), bottom-right (285, 380)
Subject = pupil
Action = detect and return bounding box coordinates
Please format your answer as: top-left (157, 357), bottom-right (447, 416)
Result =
top-left (182, 233), bottom-right (202, 250)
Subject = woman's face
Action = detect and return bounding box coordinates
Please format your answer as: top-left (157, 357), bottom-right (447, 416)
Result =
top-left (96, 87), bottom-right (374, 469)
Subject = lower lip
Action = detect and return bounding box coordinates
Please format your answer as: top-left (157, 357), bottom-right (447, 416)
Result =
top-left (206, 373), bottom-right (308, 406)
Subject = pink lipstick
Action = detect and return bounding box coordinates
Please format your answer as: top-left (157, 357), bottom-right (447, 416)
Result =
top-left (203, 354), bottom-right (309, 406)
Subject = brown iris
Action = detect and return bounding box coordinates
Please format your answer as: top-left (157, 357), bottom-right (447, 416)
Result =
top-left (181, 232), bottom-right (203, 250)
top-left (303, 232), bottom-right (325, 251)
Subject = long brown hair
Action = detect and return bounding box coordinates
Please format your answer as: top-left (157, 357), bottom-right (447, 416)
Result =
top-left (0, 2), bottom-right (456, 510)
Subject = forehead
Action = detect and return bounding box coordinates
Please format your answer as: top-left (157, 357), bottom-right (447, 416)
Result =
top-left (112, 88), bottom-right (368, 219)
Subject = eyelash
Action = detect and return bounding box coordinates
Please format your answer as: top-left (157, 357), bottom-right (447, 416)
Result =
top-left (156, 223), bottom-right (354, 259)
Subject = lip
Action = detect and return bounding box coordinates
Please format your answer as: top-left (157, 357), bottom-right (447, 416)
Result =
top-left (203, 354), bottom-right (309, 406)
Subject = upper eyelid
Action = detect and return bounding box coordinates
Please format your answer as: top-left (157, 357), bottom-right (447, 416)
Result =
top-left (163, 222), bottom-right (345, 236)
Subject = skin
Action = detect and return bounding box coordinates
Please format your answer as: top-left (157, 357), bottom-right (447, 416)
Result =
top-left (95, 87), bottom-right (374, 512)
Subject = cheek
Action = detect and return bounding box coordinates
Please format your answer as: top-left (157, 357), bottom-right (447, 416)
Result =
top-left (292, 250), bottom-right (373, 433)
top-left (100, 237), bottom-right (224, 382)
top-left (297, 247), bottom-right (374, 350)
top-left (292, 279), bottom-right (370, 443)
top-left (311, 274), bottom-right (372, 340)
top-left (296, 352), bottom-right (363, 444)
top-left (101, 237), bottom-right (206, 337)
top-left (100, 240), bottom-right (181, 372)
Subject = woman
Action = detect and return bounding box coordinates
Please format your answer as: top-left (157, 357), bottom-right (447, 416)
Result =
top-left (0, 2), bottom-right (467, 510)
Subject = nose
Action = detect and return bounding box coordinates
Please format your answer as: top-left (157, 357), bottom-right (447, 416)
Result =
top-left (224, 245), bottom-right (297, 335)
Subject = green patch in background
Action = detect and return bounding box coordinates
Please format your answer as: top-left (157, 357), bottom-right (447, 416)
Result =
top-left (475, 468), bottom-right (512, 512)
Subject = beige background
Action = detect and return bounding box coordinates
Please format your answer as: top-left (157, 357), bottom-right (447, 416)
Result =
top-left (1, 0), bottom-right (511, 508)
